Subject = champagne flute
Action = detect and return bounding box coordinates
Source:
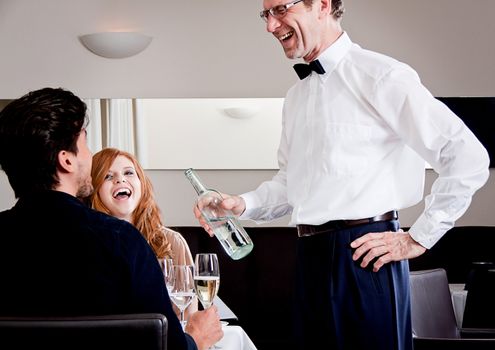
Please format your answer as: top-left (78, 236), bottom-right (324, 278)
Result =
top-left (194, 254), bottom-right (221, 349)
top-left (194, 253), bottom-right (220, 310)
top-left (158, 258), bottom-right (174, 294)
top-left (169, 265), bottom-right (196, 329)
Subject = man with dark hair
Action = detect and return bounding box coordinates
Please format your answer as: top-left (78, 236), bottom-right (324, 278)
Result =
top-left (194, 1), bottom-right (490, 349)
top-left (0, 87), bottom-right (222, 350)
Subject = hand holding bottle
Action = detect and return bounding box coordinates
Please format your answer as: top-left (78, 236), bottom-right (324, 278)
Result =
top-left (219, 195), bottom-right (246, 216)
top-left (193, 193), bottom-right (246, 237)
top-left (185, 168), bottom-right (254, 260)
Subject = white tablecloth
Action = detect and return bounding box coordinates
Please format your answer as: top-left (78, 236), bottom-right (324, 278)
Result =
top-left (449, 283), bottom-right (468, 328)
top-left (215, 296), bottom-right (237, 320)
top-left (216, 325), bottom-right (257, 350)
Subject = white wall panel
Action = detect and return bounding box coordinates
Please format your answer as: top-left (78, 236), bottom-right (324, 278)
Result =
top-left (137, 98), bottom-right (283, 169)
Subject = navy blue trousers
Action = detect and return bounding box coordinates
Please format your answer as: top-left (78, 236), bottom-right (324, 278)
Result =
top-left (294, 219), bottom-right (412, 350)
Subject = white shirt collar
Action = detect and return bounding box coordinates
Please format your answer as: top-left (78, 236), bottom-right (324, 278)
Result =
top-left (316, 31), bottom-right (353, 81)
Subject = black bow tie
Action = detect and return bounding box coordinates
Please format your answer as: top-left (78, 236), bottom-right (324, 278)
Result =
top-left (293, 60), bottom-right (326, 80)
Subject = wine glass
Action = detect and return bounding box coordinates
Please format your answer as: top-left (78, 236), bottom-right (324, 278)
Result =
top-left (158, 258), bottom-right (174, 294)
top-left (194, 254), bottom-right (222, 349)
top-left (194, 253), bottom-right (220, 310)
top-left (169, 265), bottom-right (196, 329)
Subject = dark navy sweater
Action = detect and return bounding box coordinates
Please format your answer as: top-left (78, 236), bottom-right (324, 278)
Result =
top-left (0, 190), bottom-right (196, 350)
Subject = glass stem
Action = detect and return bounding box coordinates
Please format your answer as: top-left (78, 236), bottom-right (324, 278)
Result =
top-left (180, 309), bottom-right (185, 330)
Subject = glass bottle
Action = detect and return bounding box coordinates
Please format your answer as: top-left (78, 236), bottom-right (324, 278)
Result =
top-left (184, 168), bottom-right (254, 260)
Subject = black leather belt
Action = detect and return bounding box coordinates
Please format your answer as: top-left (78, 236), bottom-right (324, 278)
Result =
top-left (297, 210), bottom-right (398, 237)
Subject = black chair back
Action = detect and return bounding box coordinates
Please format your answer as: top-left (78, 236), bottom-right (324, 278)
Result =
top-left (0, 313), bottom-right (167, 350)
top-left (463, 268), bottom-right (495, 328)
top-left (464, 261), bottom-right (495, 291)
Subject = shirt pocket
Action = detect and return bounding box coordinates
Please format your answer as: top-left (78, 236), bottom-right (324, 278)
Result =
top-left (322, 122), bottom-right (372, 178)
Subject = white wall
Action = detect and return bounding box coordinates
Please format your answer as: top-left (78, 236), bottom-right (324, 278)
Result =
top-left (137, 98), bottom-right (284, 169)
top-left (0, 0), bottom-right (494, 98)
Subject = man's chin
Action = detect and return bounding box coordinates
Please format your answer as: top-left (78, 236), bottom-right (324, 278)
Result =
top-left (283, 47), bottom-right (302, 60)
top-left (76, 183), bottom-right (94, 199)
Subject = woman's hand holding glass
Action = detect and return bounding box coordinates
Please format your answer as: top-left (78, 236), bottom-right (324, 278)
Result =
top-left (194, 253), bottom-right (220, 310)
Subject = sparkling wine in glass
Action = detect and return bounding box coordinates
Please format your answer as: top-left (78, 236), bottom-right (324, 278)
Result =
top-left (169, 265), bottom-right (196, 329)
top-left (194, 253), bottom-right (220, 310)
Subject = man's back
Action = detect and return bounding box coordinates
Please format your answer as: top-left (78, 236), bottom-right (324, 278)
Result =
top-left (0, 190), bottom-right (165, 315)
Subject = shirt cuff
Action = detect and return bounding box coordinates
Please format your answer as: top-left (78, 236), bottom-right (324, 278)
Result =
top-left (408, 213), bottom-right (452, 249)
top-left (238, 191), bottom-right (261, 220)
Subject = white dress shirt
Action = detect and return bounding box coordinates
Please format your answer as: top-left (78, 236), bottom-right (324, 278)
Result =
top-left (240, 32), bottom-right (489, 249)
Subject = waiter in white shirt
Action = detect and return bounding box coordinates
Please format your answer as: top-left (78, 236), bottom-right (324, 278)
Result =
top-left (194, 0), bottom-right (490, 349)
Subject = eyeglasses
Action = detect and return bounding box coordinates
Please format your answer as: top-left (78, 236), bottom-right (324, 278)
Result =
top-left (259, 0), bottom-right (304, 23)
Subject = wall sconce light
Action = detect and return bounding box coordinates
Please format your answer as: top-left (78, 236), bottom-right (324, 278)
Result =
top-left (79, 32), bottom-right (152, 59)
top-left (222, 106), bottom-right (260, 119)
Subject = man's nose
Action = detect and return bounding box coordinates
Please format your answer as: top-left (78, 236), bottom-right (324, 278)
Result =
top-left (266, 14), bottom-right (281, 33)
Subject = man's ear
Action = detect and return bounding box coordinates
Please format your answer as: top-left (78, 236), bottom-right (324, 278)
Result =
top-left (319, 0), bottom-right (331, 16)
top-left (57, 150), bottom-right (74, 173)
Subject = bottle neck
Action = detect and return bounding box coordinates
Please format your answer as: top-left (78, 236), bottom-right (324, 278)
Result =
top-left (184, 168), bottom-right (207, 195)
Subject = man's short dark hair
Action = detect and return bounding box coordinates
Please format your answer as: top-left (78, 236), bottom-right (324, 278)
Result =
top-left (0, 87), bottom-right (88, 198)
top-left (304, 0), bottom-right (344, 19)
top-left (331, 0), bottom-right (344, 19)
